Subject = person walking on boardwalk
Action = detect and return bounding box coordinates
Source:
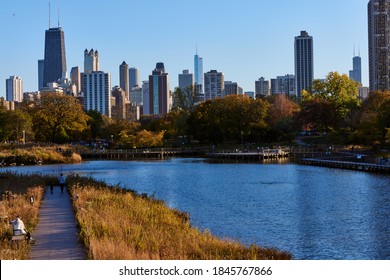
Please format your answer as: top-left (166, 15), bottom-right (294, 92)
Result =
top-left (59, 174), bottom-right (66, 193)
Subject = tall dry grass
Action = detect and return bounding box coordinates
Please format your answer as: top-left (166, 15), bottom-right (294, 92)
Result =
top-left (0, 172), bottom-right (47, 260)
top-left (0, 145), bottom-right (82, 165)
top-left (67, 175), bottom-right (292, 260)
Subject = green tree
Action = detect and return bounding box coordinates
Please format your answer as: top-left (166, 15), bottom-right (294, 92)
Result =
top-left (302, 72), bottom-right (361, 131)
top-left (172, 86), bottom-right (199, 113)
top-left (189, 95), bottom-right (269, 144)
top-left (32, 93), bottom-right (90, 143)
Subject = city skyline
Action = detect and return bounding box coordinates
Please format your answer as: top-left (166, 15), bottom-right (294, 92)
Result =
top-left (0, 0), bottom-right (369, 97)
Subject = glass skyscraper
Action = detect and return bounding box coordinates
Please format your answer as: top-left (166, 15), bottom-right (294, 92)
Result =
top-left (43, 27), bottom-right (67, 87)
top-left (194, 51), bottom-right (203, 93)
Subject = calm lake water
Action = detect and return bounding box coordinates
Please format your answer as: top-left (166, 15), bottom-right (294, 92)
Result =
top-left (3, 158), bottom-right (390, 260)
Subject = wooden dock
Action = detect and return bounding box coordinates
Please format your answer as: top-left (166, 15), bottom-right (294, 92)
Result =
top-left (208, 148), bottom-right (290, 161)
top-left (299, 158), bottom-right (390, 174)
top-left (80, 148), bottom-right (203, 160)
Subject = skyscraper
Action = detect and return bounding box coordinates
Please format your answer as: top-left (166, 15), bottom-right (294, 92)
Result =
top-left (368, 0), bottom-right (390, 91)
top-left (84, 49), bottom-right (100, 74)
top-left (119, 61), bottom-right (129, 97)
top-left (204, 70), bottom-right (224, 100)
top-left (178, 70), bottom-right (194, 89)
top-left (70, 66), bottom-right (81, 94)
top-left (38, 59), bottom-right (45, 90)
top-left (43, 27), bottom-right (67, 87)
top-left (148, 63), bottom-right (171, 115)
top-left (129, 68), bottom-right (140, 89)
top-left (6, 76), bottom-right (23, 102)
top-left (294, 31), bottom-right (313, 100)
top-left (349, 54), bottom-right (362, 84)
top-left (194, 50), bottom-right (203, 93)
top-left (83, 71), bottom-right (111, 117)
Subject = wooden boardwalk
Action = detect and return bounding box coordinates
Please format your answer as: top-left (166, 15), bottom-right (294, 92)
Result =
top-left (29, 186), bottom-right (85, 260)
top-left (299, 158), bottom-right (390, 174)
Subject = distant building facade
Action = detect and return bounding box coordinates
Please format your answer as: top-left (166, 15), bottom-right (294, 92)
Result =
top-left (129, 68), bottom-right (140, 89)
top-left (6, 76), bottom-right (23, 102)
top-left (84, 49), bottom-right (100, 74)
top-left (142, 81), bottom-right (150, 115)
top-left (111, 86), bottom-right (127, 120)
top-left (224, 81), bottom-right (240, 95)
top-left (83, 71), bottom-right (111, 117)
top-left (148, 63), bottom-right (171, 115)
top-left (204, 70), bottom-right (224, 100)
top-left (38, 59), bottom-right (45, 90)
top-left (295, 30), bottom-right (313, 100)
top-left (120, 61), bottom-right (130, 97)
top-left (178, 70), bottom-right (194, 89)
top-left (271, 75), bottom-right (296, 95)
top-left (70, 66), bottom-right (81, 94)
top-left (368, 0), bottom-right (390, 91)
top-left (255, 77), bottom-right (270, 97)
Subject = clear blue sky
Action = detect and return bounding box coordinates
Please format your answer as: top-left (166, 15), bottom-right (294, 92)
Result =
top-left (0, 0), bottom-right (369, 97)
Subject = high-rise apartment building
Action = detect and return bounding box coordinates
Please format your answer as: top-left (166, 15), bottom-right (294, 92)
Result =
top-left (255, 77), bottom-right (270, 97)
top-left (368, 0), bottom-right (390, 91)
top-left (43, 27), bottom-right (67, 87)
top-left (271, 75), bottom-right (296, 95)
top-left (148, 63), bottom-right (171, 115)
top-left (178, 70), bottom-right (194, 89)
top-left (204, 70), bottom-right (224, 100)
top-left (120, 61), bottom-right (130, 97)
top-left (83, 71), bottom-right (111, 117)
top-left (84, 49), bottom-right (100, 74)
top-left (194, 51), bottom-right (203, 93)
top-left (6, 76), bottom-right (23, 102)
top-left (129, 68), bottom-right (140, 89)
top-left (294, 31), bottom-right (313, 100)
top-left (224, 81), bottom-right (240, 95)
top-left (38, 59), bottom-right (45, 90)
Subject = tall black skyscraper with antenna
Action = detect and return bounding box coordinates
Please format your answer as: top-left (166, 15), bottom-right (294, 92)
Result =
top-left (43, 1), bottom-right (66, 87)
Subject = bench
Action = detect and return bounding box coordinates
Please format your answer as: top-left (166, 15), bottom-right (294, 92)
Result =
top-left (11, 235), bottom-right (26, 241)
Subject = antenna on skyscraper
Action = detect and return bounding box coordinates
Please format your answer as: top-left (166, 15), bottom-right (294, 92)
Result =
top-left (58, 0), bottom-right (61, 27)
top-left (353, 44), bottom-right (356, 57)
top-left (49, 1), bottom-right (51, 28)
top-left (196, 44), bottom-right (198, 55)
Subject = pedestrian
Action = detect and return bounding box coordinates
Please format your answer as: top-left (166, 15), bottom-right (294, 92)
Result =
top-left (59, 173), bottom-right (66, 193)
top-left (50, 185), bottom-right (54, 194)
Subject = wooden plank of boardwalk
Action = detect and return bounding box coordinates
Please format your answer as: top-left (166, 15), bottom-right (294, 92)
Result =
top-left (29, 186), bottom-right (85, 260)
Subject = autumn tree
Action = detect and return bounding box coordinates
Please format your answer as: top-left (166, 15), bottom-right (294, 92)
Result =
top-left (32, 93), bottom-right (90, 143)
top-left (352, 91), bottom-right (390, 144)
top-left (266, 94), bottom-right (300, 141)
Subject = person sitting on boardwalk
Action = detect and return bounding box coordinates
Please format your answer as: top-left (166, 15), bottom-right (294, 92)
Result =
top-left (11, 215), bottom-right (31, 241)
top-left (59, 174), bottom-right (66, 193)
